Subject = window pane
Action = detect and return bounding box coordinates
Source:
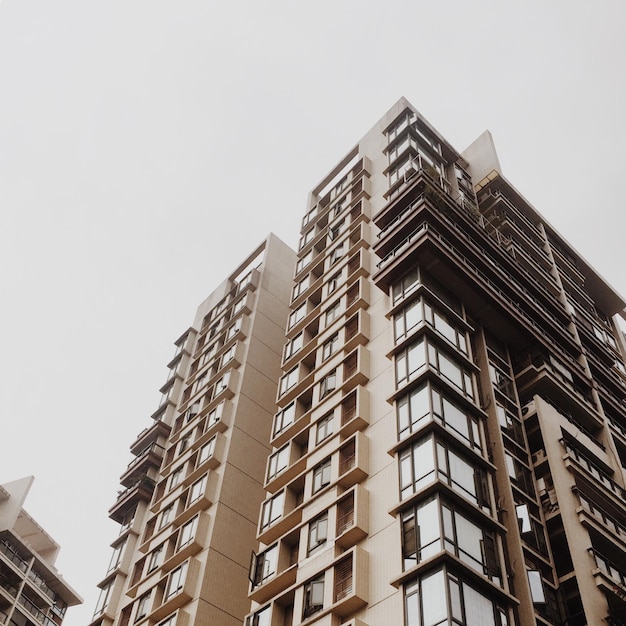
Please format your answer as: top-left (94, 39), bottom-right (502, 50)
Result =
top-left (421, 569), bottom-right (447, 625)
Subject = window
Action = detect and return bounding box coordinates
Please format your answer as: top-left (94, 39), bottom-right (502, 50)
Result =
top-left (169, 467), bottom-right (183, 490)
top-left (214, 372), bottom-right (230, 396)
top-left (404, 568), bottom-right (508, 626)
top-left (285, 333), bottom-right (304, 360)
top-left (160, 504), bottom-right (174, 529)
top-left (528, 570), bottom-right (546, 604)
top-left (392, 268), bottom-right (419, 304)
top-left (189, 475), bottom-right (207, 504)
top-left (135, 592), bottom-right (151, 622)
top-left (320, 371), bottom-right (336, 398)
top-left (312, 458), bottom-right (331, 493)
top-left (296, 249), bottom-right (313, 274)
top-left (147, 543), bottom-right (164, 573)
top-left (198, 437), bottom-right (216, 466)
top-left (179, 516), bottom-right (198, 548)
top-left (185, 403), bottom-right (200, 423)
top-left (165, 562), bottom-right (188, 600)
top-left (93, 582), bottom-right (113, 617)
top-left (251, 544), bottom-right (278, 587)
top-left (293, 275), bottom-right (310, 300)
top-left (397, 383), bottom-right (482, 451)
top-left (394, 299), bottom-right (423, 342)
top-left (328, 219), bottom-right (345, 241)
top-left (398, 436), bottom-right (490, 511)
top-left (226, 319), bottom-right (242, 340)
top-left (158, 615), bottom-right (177, 626)
top-left (261, 492), bottom-right (284, 529)
top-left (107, 540), bottom-right (125, 574)
top-left (249, 606), bottom-right (271, 626)
top-left (289, 303), bottom-right (307, 329)
top-left (308, 513), bottom-right (328, 553)
top-left (327, 272), bottom-right (341, 295)
top-left (221, 345), bottom-right (236, 366)
top-left (401, 497), bottom-right (500, 583)
top-left (330, 242), bottom-right (344, 265)
top-left (395, 337), bottom-right (426, 385)
top-left (299, 228), bottom-right (314, 250)
top-left (280, 367), bottom-right (299, 395)
top-left (316, 413), bottom-right (333, 444)
top-left (273, 403), bottom-right (296, 437)
top-left (303, 576), bottom-right (325, 618)
top-left (268, 445), bottom-right (290, 481)
top-left (232, 296), bottom-right (246, 316)
top-left (325, 301), bottom-right (340, 326)
top-left (322, 334), bottom-right (339, 361)
top-left (207, 402), bottom-right (224, 428)
top-left (178, 435), bottom-right (191, 456)
top-left (424, 301), bottom-right (468, 354)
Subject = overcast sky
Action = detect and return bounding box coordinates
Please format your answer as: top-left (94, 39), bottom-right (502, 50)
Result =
top-left (1, 1), bottom-right (625, 624)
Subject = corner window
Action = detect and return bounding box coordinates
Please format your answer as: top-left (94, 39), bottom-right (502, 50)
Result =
top-left (280, 367), bottom-right (299, 395)
top-left (135, 592), bottom-right (151, 622)
top-left (273, 403), bottom-right (296, 437)
top-left (322, 334), bottom-right (339, 361)
top-left (325, 302), bottom-right (340, 326)
top-left (285, 333), bottom-right (304, 360)
top-left (198, 437), bottom-right (216, 466)
top-left (147, 543), bottom-right (164, 573)
top-left (189, 475), bottom-right (207, 504)
top-left (268, 444), bottom-right (290, 481)
top-left (251, 544), bottom-right (278, 587)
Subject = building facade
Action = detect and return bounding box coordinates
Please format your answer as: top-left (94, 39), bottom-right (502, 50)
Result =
top-left (89, 235), bottom-right (296, 626)
top-left (0, 476), bottom-right (81, 626)
top-left (245, 99), bottom-right (626, 626)
top-left (93, 99), bottom-right (626, 626)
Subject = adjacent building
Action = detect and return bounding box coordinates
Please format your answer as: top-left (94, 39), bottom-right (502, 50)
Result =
top-left (93, 98), bottom-right (626, 626)
top-left (0, 476), bottom-right (81, 626)
top-left (89, 234), bottom-right (296, 626)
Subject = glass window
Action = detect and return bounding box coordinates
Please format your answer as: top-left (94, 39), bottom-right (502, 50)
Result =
top-left (147, 543), bottom-right (164, 573)
top-left (316, 413), bottom-right (333, 444)
top-left (289, 303), bottom-right (307, 329)
top-left (169, 467), bottom-right (183, 490)
top-left (285, 333), bottom-right (304, 359)
top-left (221, 345), bottom-right (236, 366)
top-left (312, 458), bottom-right (332, 493)
top-left (396, 338), bottom-right (426, 385)
top-left (322, 334), bottom-right (339, 361)
top-left (296, 249), bottom-right (313, 274)
top-left (261, 492), bottom-right (284, 529)
top-left (397, 383), bottom-right (431, 439)
top-left (330, 242), bottom-right (344, 264)
top-left (394, 299), bottom-right (423, 342)
top-left (252, 544), bottom-right (278, 587)
top-left (179, 516), bottom-right (198, 548)
top-left (249, 606), bottom-right (271, 626)
top-left (94, 582), bottom-right (113, 617)
top-left (207, 402), bottom-right (224, 427)
top-left (198, 437), bottom-right (216, 466)
top-left (325, 301), bottom-right (340, 325)
top-left (268, 444), bottom-right (290, 480)
top-left (160, 504), bottom-right (174, 529)
top-left (293, 275), bottom-right (310, 300)
top-left (320, 371), bottom-right (337, 398)
top-left (308, 512), bottom-right (328, 553)
top-left (135, 592), bottom-right (151, 622)
top-left (303, 576), bottom-right (325, 618)
top-left (280, 367), bottom-right (299, 394)
top-left (528, 570), bottom-right (546, 604)
top-left (165, 562), bottom-right (188, 600)
top-left (189, 475), bottom-right (207, 504)
top-left (274, 403), bottom-right (296, 437)
top-left (392, 268), bottom-right (420, 304)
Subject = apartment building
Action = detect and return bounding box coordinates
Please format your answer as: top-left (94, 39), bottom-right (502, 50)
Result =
top-left (92, 98), bottom-right (626, 626)
top-left (89, 234), bottom-right (296, 626)
top-left (245, 99), bottom-right (626, 626)
top-left (0, 476), bottom-right (81, 626)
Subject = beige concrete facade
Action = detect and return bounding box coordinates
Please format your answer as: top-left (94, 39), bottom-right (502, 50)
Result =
top-left (89, 234), bottom-right (296, 626)
top-left (0, 476), bottom-right (81, 626)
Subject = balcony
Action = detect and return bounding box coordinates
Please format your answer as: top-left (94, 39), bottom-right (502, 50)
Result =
top-left (589, 548), bottom-right (626, 605)
top-left (130, 420), bottom-right (171, 456)
top-left (109, 477), bottom-right (155, 524)
top-left (119, 443), bottom-right (164, 488)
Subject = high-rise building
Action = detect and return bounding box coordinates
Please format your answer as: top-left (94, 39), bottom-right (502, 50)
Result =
top-left (0, 476), bottom-right (81, 626)
top-left (93, 98), bottom-right (626, 626)
top-left (89, 234), bottom-right (296, 626)
top-left (245, 99), bottom-right (626, 626)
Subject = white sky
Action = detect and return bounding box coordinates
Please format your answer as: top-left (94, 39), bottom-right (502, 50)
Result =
top-left (1, 1), bottom-right (625, 624)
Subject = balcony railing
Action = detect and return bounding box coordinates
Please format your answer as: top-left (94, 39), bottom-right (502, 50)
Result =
top-left (0, 539), bottom-right (29, 572)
